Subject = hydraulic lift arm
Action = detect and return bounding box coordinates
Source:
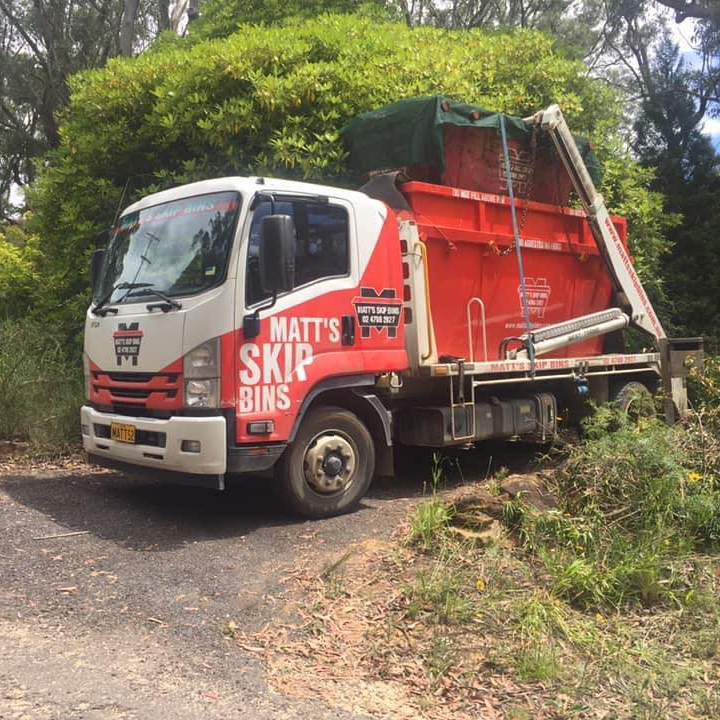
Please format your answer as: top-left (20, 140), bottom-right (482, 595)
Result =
top-left (524, 105), bottom-right (703, 419)
top-left (524, 104), bottom-right (665, 342)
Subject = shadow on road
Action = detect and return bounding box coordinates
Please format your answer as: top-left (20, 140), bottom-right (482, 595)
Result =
top-left (1, 441), bottom-right (542, 551)
top-left (1, 470), bottom-right (293, 551)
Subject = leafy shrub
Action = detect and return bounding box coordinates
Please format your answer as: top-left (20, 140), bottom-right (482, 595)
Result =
top-left (27, 14), bottom-right (673, 331)
top-left (0, 226), bottom-right (40, 316)
top-left (190, 0), bottom-right (391, 41)
top-left (0, 318), bottom-right (84, 453)
top-left (510, 407), bottom-right (720, 609)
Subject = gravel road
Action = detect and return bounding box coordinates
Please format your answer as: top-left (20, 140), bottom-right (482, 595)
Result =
top-left (0, 451), bottom-right (442, 720)
top-left (0, 447), bottom-right (528, 720)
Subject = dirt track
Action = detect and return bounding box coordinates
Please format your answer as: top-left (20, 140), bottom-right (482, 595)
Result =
top-left (0, 447), bottom-right (530, 719)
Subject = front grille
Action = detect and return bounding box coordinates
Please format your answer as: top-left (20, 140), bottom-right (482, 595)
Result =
top-left (91, 366), bottom-right (182, 411)
top-left (108, 388), bottom-right (152, 399)
top-left (94, 403), bottom-right (173, 419)
top-left (107, 372), bottom-right (179, 384)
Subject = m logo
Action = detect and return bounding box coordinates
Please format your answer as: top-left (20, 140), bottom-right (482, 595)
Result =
top-left (520, 278), bottom-right (551, 320)
top-left (352, 288), bottom-right (403, 339)
top-left (113, 322), bottom-right (144, 366)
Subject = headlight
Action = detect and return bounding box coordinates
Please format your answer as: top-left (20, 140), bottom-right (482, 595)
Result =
top-left (183, 338), bottom-right (220, 407)
top-left (183, 338), bottom-right (220, 379)
top-left (83, 352), bottom-right (91, 400)
top-left (184, 379), bottom-right (219, 408)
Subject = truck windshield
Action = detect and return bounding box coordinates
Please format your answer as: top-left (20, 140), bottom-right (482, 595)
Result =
top-left (96, 191), bottom-right (241, 304)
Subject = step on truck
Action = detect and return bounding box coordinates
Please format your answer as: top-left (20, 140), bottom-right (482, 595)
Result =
top-left (81, 97), bottom-right (703, 517)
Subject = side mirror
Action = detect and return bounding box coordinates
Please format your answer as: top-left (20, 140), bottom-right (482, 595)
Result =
top-left (90, 248), bottom-right (105, 293)
top-left (259, 215), bottom-right (295, 294)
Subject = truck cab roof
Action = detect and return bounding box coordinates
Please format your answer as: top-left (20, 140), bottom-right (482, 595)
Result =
top-left (120, 176), bottom-right (384, 218)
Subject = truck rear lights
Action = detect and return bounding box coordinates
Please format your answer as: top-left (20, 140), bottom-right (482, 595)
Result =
top-left (247, 420), bottom-right (274, 435)
top-left (181, 440), bottom-right (202, 453)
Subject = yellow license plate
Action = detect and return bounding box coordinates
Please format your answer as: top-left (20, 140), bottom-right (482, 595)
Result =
top-left (111, 421), bottom-right (136, 444)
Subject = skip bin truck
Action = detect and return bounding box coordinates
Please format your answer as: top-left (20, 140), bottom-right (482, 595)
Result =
top-left (81, 97), bottom-right (702, 518)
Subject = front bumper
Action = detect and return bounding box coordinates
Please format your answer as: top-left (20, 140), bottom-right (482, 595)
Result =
top-left (81, 406), bottom-right (227, 475)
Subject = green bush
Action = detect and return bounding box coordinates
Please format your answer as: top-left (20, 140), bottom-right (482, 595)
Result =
top-left (510, 407), bottom-right (720, 609)
top-left (27, 14), bottom-right (673, 332)
top-left (189, 0), bottom-right (391, 41)
top-left (0, 318), bottom-right (84, 453)
top-left (0, 225), bottom-right (41, 316)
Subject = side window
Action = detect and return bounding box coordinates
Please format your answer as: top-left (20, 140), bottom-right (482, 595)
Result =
top-left (246, 200), bottom-right (350, 306)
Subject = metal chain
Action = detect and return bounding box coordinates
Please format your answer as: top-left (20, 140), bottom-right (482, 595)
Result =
top-left (494, 123), bottom-right (538, 257)
top-left (518, 123), bottom-right (538, 239)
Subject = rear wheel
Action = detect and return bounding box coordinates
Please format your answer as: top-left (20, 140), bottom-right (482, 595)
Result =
top-left (274, 406), bottom-right (375, 518)
top-left (611, 380), bottom-right (655, 420)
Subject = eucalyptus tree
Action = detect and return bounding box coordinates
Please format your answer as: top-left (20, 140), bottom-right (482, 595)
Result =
top-left (0, 0), bottom-right (187, 218)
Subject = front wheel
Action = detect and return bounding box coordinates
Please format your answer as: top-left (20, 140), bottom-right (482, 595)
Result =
top-left (274, 407), bottom-right (375, 518)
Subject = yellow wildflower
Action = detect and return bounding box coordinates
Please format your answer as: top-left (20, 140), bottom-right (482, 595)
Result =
top-left (688, 472), bottom-right (702, 483)
top-left (476, 578), bottom-right (486, 593)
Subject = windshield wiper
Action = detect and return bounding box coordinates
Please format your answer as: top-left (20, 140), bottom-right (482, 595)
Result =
top-left (91, 282), bottom-right (154, 316)
top-left (125, 286), bottom-right (183, 313)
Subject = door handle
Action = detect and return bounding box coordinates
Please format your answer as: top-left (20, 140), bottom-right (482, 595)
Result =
top-left (341, 315), bottom-right (355, 346)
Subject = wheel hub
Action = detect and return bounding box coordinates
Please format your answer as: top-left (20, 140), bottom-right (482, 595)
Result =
top-left (303, 433), bottom-right (356, 495)
top-left (322, 453), bottom-right (344, 476)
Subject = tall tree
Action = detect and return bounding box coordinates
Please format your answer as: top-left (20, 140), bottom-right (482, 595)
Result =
top-left (630, 28), bottom-right (720, 344)
top-left (656, 0), bottom-right (720, 23)
top-left (190, 0), bottom-right (389, 39)
top-left (0, 0), bottom-right (186, 218)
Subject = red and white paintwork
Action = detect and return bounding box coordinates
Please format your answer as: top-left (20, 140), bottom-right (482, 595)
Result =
top-left (81, 168), bottom-right (662, 477)
top-left (81, 177), bottom-right (407, 474)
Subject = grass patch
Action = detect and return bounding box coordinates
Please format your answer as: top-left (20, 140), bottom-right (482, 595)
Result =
top-left (392, 402), bottom-right (720, 715)
top-left (404, 563), bottom-right (475, 624)
top-left (507, 406), bottom-right (720, 609)
top-left (0, 318), bottom-right (83, 454)
top-left (514, 642), bottom-right (561, 683)
top-left (407, 498), bottom-right (454, 551)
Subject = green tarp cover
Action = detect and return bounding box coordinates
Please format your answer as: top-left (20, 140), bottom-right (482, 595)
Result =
top-left (340, 95), bottom-right (601, 185)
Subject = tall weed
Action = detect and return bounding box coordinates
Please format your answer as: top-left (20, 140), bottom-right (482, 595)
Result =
top-left (0, 318), bottom-right (83, 453)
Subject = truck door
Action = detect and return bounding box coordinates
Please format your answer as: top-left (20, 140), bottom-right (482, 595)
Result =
top-left (236, 195), bottom-right (361, 444)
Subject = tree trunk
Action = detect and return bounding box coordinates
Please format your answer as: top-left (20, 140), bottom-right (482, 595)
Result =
top-left (119, 0), bottom-right (140, 56)
top-left (170, 0), bottom-right (189, 30)
top-left (158, 0), bottom-right (170, 31)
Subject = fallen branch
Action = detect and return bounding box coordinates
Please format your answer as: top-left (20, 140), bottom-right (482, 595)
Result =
top-left (32, 530), bottom-right (90, 540)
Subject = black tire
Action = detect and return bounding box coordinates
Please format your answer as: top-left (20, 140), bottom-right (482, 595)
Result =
top-left (611, 380), bottom-right (655, 420)
top-left (274, 406), bottom-right (375, 519)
